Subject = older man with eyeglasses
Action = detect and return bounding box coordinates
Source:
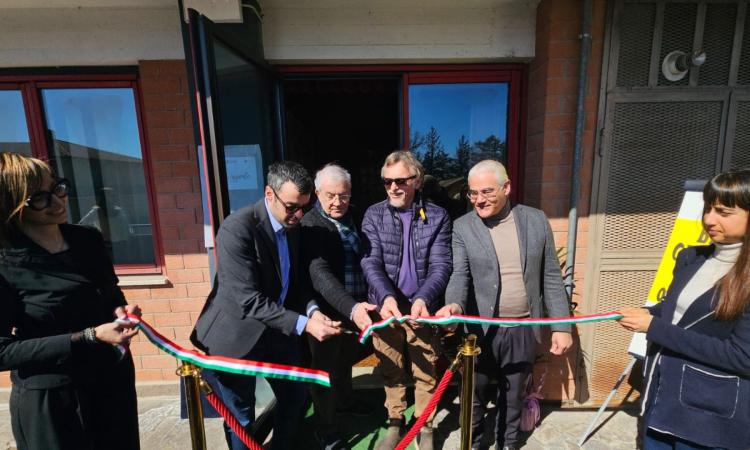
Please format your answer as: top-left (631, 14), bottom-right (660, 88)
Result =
top-left (360, 151), bottom-right (452, 450)
top-left (300, 163), bottom-right (378, 450)
top-left (436, 160), bottom-right (573, 450)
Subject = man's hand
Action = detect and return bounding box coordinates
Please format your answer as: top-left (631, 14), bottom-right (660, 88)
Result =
top-left (549, 331), bottom-right (573, 355)
top-left (352, 302), bottom-right (378, 331)
top-left (617, 307), bottom-right (653, 333)
top-left (435, 303), bottom-right (462, 318)
top-left (305, 313), bottom-right (342, 342)
top-left (434, 303), bottom-right (462, 332)
top-left (380, 296), bottom-right (402, 319)
top-left (409, 298), bottom-right (430, 327)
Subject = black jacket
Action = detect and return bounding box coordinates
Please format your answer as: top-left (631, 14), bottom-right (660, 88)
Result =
top-left (191, 199), bottom-right (315, 358)
top-left (301, 207), bottom-right (363, 324)
top-left (0, 224), bottom-right (138, 450)
top-left (642, 245), bottom-right (750, 449)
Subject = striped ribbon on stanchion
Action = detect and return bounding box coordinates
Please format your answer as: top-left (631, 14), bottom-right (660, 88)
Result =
top-left (120, 314), bottom-right (331, 387)
top-left (358, 312), bottom-right (624, 344)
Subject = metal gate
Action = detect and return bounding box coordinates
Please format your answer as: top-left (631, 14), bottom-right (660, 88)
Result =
top-left (581, 0), bottom-right (750, 404)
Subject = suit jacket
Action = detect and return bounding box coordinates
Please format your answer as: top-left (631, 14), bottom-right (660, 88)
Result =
top-left (301, 207), bottom-right (362, 323)
top-left (0, 224), bottom-right (139, 449)
top-left (444, 203), bottom-right (571, 341)
top-left (191, 199), bottom-right (314, 358)
top-left (641, 245), bottom-right (750, 449)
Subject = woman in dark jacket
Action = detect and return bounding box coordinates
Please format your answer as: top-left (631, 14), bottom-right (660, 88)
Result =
top-left (619, 169), bottom-right (750, 450)
top-left (0, 152), bottom-right (141, 450)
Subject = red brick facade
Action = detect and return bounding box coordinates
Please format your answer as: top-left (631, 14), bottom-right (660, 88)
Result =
top-left (525, 0), bottom-right (606, 403)
top-left (123, 60), bottom-right (210, 382)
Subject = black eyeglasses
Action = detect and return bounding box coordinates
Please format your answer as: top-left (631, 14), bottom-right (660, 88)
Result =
top-left (271, 187), bottom-right (305, 214)
top-left (382, 175), bottom-right (417, 187)
top-left (25, 178), bottom-right (71, 211)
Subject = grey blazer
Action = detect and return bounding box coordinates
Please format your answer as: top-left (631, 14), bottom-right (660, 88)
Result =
top-left (444, 203), bottom-right (571, 341)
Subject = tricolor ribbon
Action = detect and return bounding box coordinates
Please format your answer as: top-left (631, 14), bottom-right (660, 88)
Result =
top-left (358, 312), bottom-right (624, 344)
top-left (121, 314), bottom-right (330, 387)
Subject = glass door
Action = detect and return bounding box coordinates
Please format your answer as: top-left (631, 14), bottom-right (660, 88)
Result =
top-left (183, 7), bottom-right (278, 238)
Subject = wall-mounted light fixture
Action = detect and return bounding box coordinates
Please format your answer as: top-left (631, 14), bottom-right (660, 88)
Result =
top-left (661, 50), bottom-right (707, 81)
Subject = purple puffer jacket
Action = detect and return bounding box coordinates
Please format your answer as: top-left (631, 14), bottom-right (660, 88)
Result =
top-left (360, 196), bottom-right (452, 313)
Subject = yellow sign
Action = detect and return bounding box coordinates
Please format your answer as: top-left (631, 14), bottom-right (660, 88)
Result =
top-left (629, 187), bottom-right (708, 358)
top-left (646, 218), bottom-right (710, 305)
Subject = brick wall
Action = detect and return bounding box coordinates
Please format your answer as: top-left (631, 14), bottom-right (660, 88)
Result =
top-left (524, 0), bottom-right (607, 404)
top-left (0, 60), bottom-right (207, 390)
top-left (124, 60), bottom-right (210, 382)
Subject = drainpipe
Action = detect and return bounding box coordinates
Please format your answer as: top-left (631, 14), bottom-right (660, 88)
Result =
top-left (564, 0), bottom-right (593, 305)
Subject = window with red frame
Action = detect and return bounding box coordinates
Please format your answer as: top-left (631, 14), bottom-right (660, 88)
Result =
top-left (0, 77), bottom-right (161, 273)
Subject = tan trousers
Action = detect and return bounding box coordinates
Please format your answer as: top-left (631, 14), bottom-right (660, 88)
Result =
top-left (372, 321), bottom-right (440, 425)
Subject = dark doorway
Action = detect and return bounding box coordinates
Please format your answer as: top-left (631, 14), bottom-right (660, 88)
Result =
top-left (282, 77), bottom-right (401, 214)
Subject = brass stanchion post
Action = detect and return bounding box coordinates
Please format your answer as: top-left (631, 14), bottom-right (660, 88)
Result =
top-left (459, 334), bottom-right (481, 450)
top-left (178, 362), bottom-right (207, 450)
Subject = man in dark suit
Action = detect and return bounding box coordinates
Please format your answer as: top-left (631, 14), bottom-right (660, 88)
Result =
top-left (191, 161), bottom-right (341, 450)
top-left (301, 163), bottom-right (378, 450)
top-left (436, 160), bottom-right (572, 450)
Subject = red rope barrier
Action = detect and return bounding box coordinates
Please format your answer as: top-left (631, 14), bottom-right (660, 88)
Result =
top-left (394, 368), bottom-right (455, 450)
top-left (205, 391), bottom-right (264, 450)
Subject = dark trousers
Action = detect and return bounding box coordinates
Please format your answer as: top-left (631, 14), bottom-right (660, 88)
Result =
top-left (203, 332), bottom-right (307, 450)
top-left (644, 428), bottom-right (725, 450)
top-left (471, 326), bottom-right (536, 449)
top-left (307, 333), bottom-right (359, 437)
top-left (10, 359), bottom-right (139, 450)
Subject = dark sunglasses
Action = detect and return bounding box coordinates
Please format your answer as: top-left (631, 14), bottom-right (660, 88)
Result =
top-left (271, 187), bottom-right (306, 214)
top-left (25, 178), bottom-right (71, 211)
top-left (382, 175), bottom-right (417, 187)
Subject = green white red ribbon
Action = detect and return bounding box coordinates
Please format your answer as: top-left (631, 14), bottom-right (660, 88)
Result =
top-left (358, 312), bottom-right (624, 344)
top-left (122, 314), bottom-right (330, 387)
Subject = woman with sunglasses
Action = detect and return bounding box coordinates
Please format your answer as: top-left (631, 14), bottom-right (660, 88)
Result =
top-left (618, 169), bottom-right (750, 450)
top-left (0, 152), bottom-right (141, 450)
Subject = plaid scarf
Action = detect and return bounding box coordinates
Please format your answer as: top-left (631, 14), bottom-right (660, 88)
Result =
top-left (317, 205), bottom-right (367, 299)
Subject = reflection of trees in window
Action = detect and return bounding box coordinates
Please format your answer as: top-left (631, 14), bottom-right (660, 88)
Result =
top-left (472, 135), bottom-right (506, 165)
top-left (456, 135), bottom-right (471, 176)
top-left (411, 126), bottom-right (506, 180)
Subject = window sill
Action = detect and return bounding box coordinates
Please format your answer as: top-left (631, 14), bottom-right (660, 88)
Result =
top-left (118, 274), bottom-right (169, 287)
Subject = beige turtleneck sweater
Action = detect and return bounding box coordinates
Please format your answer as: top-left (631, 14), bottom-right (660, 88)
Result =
top-left (672, 243), bottom-right (742, 324)
top-left (484, 203), bottom-right (531, 318)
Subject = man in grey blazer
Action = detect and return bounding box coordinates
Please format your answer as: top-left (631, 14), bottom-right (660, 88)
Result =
top-left (436, 160), bottom-right (572, 450)
top-left (191, 161), bottom-right (341, 450)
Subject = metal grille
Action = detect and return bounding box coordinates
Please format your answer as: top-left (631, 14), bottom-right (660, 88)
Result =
top-left (603, 101), bottom-right (721, 250)
top-left (699, 3), bottom-right (738, 86)
top-left (588, 270), bottom-right (654, 403)
top-left (617, 2), bottom-right (657, 87)
top-left (731, 101), bottom-right (750, 169)
top-left (739, 7), bottom-right (750, 85)
top-left (658, 2), bottom-right (698, 86)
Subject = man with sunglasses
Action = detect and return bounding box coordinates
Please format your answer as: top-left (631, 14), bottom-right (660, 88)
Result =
top-left (361, 151), bottom-right (452, 450)
top-left (436, 160), bottom-right (572, 450)
top-left (191, 161), bottom-right (342, 450)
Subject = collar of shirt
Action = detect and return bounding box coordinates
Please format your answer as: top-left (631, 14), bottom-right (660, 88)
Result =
top-left (264, 198), bottom-right (285, 235)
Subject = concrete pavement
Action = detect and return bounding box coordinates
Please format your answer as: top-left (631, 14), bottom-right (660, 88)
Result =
top-left (0, 380), bottom-right (639, 450)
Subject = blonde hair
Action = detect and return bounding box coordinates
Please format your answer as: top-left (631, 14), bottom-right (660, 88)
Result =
top-left (0, 152), bottom-right (54, 245)
top-left (380, 150), bottom-right (424, 183)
